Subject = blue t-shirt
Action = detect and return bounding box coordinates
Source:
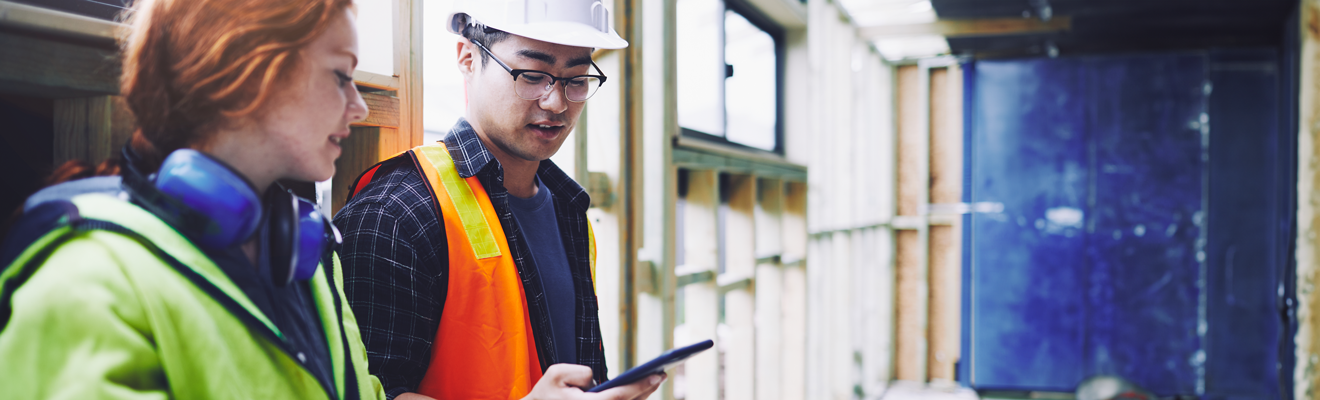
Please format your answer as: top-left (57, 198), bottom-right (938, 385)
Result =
top-left (507, 178), bottom-right (576, 365)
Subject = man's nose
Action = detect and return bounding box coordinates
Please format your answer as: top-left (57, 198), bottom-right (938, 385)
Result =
top-left (538, 81), bottom-right (569, 114)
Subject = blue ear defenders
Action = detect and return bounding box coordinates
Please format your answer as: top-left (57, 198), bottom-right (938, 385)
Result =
top-left (121, 147), bottom-right (340, 286)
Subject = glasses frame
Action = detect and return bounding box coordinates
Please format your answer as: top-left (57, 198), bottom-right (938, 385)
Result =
top-left (470, 38), bottom-right (608, 103)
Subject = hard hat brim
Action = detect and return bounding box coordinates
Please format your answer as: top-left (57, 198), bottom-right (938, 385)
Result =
top-left (446, 12), bottom-right (630, 50)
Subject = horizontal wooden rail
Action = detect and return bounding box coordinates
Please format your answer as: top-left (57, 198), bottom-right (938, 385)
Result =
top-left (860, 16), bottom-right (1071, 39)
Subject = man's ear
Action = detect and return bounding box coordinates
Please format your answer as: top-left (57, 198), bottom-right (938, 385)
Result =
top-left (457, 39), bottom-right (476, 78)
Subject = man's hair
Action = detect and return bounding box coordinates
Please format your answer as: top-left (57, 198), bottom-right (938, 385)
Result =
top-left (120, 0), bottom-right (355, 154)
top-left (458, 14), bottom-right (511, 67)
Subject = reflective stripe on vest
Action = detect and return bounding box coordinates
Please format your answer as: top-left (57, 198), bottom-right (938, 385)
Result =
top-left (412, 143), bottom-right (543, 399)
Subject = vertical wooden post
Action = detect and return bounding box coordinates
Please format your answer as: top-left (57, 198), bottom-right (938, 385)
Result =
top-left (52, 95), bottom-right (133, 166)
top-left (582, 53), bottom-right (624, 378)
top-left (684, 169), bottom-right (721, 400)
top-left (659, 0), bottom-right (680, 397)
top-left (755, 179), bottom-right (784, 400)
top-left (395, 0), bottom-right (423, 152)
top-left (724, 174), bottom-right (756, 400)
top-left (612, 0), bottom-right (645, 374)
top-left (895, 63), bottom-right (928, 383)
top-left (782, 181), bottom-right (808, 400)
top-left (927, 65), bottom-right (963, 382)
top-left (1296, 2), bottom-right (1320, 399)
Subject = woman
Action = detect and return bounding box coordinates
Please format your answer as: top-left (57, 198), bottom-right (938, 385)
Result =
top-left (0, 0), bottom-right (381, 398)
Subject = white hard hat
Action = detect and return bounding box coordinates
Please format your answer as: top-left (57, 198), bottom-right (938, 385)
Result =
top-left (446, 0), bottom-right (629, 50)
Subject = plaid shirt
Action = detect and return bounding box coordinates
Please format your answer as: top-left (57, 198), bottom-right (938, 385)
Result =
top-left (334, 119), bottom-right (607, 398)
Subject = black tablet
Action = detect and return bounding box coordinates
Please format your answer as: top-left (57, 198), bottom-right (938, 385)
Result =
top-left (586, 339), bottom-right (714, 393)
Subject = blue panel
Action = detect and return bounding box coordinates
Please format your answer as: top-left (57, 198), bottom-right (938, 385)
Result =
top-left (964, 51), bottom-right (1289, 397)
top-left (1204, 49), bottom-right (1283, 399)
top-left (969, 58), bottom-right (1090, 391)
top-left (1084, 55), bottom-right (1205, 395)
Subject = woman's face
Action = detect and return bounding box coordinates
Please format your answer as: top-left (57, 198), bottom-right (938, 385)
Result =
top-left (222, 8), bottom-right (368, 185)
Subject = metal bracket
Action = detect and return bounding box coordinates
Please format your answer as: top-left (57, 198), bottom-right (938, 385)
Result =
top-left (586, 171), bottom-right (615, 208)
top-left (919, 202), bottom-right (1004, 215)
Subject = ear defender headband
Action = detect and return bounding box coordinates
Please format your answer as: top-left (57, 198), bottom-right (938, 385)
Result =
top-left (121, 147), bottom-right (340, 286)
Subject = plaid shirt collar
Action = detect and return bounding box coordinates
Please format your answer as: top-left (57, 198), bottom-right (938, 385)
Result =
top-left (441, 118), bottom-right (591, 214)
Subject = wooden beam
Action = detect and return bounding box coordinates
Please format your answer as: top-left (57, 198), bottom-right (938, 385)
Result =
top-left (754, 178), bottom-right (784, 400)
top-left (781, 181), bottom-right (807, 399)
top-left (673, 137), bottom-right (808, 182)
top-left (859, 16), bottom-right (1071, 39)
top-left (682, 169), bottom-right (720, 400)
top-left (1297, 2), bottom-right (1320, 398)
top-left (353, 70), bottom-right (400, 91)
top-left (927, 65), bottom-right (963, 383)
top-left (0, 1), bottom-right (121, 44)
top-left (395, 0), bottom-right (424, 151)
top-left (352, 92), bottom-right (400, 129)
top-left (724, 173), bottom-right (755, 400)
top-left (0, 31), bottom-right (120, 98)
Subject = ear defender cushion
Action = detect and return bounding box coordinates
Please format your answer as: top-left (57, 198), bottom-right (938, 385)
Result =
top-left (266, 187), bottom-right (327, 286)
top-left (292, 199), bottom-right (326, 282)
top-left (154, 150), bottom-right (262, 249)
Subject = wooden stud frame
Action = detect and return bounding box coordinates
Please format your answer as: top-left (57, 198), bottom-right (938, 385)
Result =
top-left (325, 0), bottom-right (422, 214)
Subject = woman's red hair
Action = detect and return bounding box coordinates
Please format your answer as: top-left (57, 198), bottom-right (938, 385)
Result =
top-left (120, 0), bottom-right (354, 154)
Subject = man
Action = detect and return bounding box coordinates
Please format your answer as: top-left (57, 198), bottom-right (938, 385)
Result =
top-left (334, 1), bottom-right (660, 399)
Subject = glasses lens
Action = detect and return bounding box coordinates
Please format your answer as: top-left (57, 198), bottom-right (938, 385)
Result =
top-left (564, 76), bottom-right (602, 102)
top-left (514, 71), bottom-right (553, 100)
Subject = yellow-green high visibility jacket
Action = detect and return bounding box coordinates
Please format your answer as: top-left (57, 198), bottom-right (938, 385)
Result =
top-left (0, 193), bottom-right (385, 400)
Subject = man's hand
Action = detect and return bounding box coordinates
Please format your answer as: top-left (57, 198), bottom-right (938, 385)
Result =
top-left (524, 364), bottom-right (666, 400)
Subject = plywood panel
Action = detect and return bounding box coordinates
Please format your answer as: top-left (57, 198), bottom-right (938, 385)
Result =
top-left (377, 126), bottom-right (402, 159)
top-left (897, 65), bottom-right (923, 216)
top-left (330, 126), bottom-right (381, 216)
top-left (927, 225), bottom-right (960, 381)
top-left (930, 66), bottom-right (963, 205)
top-left (895, 229), bottom-right (925, 381)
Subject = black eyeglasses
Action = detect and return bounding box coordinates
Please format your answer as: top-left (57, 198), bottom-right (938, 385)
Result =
top-left (470, 38), bottom-right (608, 102)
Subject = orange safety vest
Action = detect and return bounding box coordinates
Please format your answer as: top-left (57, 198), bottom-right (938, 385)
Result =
top-left (350, 143), bottom-right (596, 400)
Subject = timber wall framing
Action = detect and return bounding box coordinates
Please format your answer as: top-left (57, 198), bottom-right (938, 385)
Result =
top-left (0, 1), bottom-right (419, 216)
top-left (1299, 1), bottom-right (1320, 398)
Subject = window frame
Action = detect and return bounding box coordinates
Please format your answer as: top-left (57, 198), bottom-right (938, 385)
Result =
top-left (678, 0), bottom-right (788, 156)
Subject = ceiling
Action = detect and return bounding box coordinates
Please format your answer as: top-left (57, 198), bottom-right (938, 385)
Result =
top-left (13, 0), bottom-right (128, 20)
top-left (841, 0), bottom-right (1297, 60)
top-left (23, 0), bottom-right (1301, 61)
